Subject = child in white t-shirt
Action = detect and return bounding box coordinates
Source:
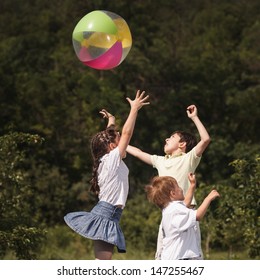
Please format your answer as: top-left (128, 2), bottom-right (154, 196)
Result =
top-left (145, 173), bottom-right (219, 260)
top-left (64, 90), bottom-right (149, 260)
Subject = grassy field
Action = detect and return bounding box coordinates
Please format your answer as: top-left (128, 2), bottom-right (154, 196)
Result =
top-left (3, 226), bottom-right (258, 260)
top-left (38, 226), bottom-right (259, 260)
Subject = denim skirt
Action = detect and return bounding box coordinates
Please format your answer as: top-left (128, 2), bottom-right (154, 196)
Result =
top-left (64, 201), bottom-right (126, 253)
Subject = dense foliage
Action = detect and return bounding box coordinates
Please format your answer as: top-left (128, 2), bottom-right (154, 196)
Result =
top-left (0, 132), bottom-right (46, 258)
top-left (0, 0), bottom-right (259, 259)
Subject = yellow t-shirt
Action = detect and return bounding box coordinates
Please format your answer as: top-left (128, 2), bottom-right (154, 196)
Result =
top-left (151, 147), bottom-right (201, 205)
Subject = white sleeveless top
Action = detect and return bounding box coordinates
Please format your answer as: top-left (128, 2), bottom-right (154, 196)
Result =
top-left (98, 147), bottom-right (129, 208)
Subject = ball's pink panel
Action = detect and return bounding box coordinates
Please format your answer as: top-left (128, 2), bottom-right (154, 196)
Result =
top-left (78, 47), bottom-right (93, 62)
top-left (83, 41), bottom-right (123, 70)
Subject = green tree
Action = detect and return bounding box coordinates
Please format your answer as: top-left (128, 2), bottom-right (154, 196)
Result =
top-left (228, 157), bottom-right (260, 258)
top-left (197, 156), bottom-right (260, 259)
top-left (0, 131), bottom-right (46, 259)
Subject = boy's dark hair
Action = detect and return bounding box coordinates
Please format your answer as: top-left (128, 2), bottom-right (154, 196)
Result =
top-left (172, 130), bottom-right (197, 152)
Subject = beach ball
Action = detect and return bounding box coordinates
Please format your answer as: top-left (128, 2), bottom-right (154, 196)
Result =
top-left (72, 10), bottom-right (132, 70)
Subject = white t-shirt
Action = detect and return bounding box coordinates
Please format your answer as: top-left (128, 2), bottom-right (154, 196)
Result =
top-left (151, 147), bottom-right (201, 205)
top-left (161, 201), bottom-right (200, 260)
top-left (98, 147), bottom-right (129, 208)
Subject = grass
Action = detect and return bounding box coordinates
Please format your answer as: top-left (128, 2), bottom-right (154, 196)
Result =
top-left (3, 225), bottom-right (259, 260)
top-left (37, 226), bottom-right (257, 260)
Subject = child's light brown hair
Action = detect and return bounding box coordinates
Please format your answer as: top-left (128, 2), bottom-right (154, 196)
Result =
top-left (145, 176), bottom-right (179, 209)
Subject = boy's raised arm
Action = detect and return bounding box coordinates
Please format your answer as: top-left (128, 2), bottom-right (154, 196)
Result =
top-left (196, 190), bottom-right (220, 221)
top-left (183, 173), bottom-right (196, 207)
top-left (187, 105), bottom-right (211, 157)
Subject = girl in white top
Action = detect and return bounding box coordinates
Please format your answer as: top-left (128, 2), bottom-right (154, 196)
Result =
top-left (145, 173), bottom-right (219, 260)
top-left (64, 90), bottom-right (149, 260)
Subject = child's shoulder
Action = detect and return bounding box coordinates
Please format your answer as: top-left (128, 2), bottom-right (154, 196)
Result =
top-left (101, 147), bottom-right (120, 161)
top-left (164, 201), bottom-right (186, 213)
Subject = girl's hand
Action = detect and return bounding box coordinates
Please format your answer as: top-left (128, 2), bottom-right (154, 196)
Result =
top-left (126, 90), bottom-right (150, 111)
top-left (99, 109), bottom-right (115, 127)
top-left (99, 109), bottom-right (114, 119)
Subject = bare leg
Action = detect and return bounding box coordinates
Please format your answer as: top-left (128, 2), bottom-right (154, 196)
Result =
top-left (94, 240), bottom-right (114, 260)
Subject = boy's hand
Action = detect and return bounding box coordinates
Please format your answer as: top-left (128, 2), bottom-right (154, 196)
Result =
top-left (207, 190), bottom-right (220, 201)
top-left (186, 105), bottom-right (198, 119)
top-left (188, 172), bottom-right (196, 188)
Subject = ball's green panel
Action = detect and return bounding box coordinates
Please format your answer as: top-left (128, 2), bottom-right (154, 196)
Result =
top-left (73, 11), bottom-right (117, 35)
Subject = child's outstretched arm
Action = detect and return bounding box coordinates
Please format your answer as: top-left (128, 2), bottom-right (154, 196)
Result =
top-left (126, 145), bottom-right (153, 165)
top-left (196, 190), bottom-right (220, 221)
top-left (99, 109), bottom-right (115, 127)
top-left (183, 173), bottom-right (196, 207)
top-left (118, 90), bottom-right (149, 158)
top-left (187, 105), bottom-right (211, 157)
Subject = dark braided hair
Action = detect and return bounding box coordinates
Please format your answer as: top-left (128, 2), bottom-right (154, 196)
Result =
top-left (90, 125), bottom-right (118, 194)
top-left (172, 130), bottom-right (197, 153)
